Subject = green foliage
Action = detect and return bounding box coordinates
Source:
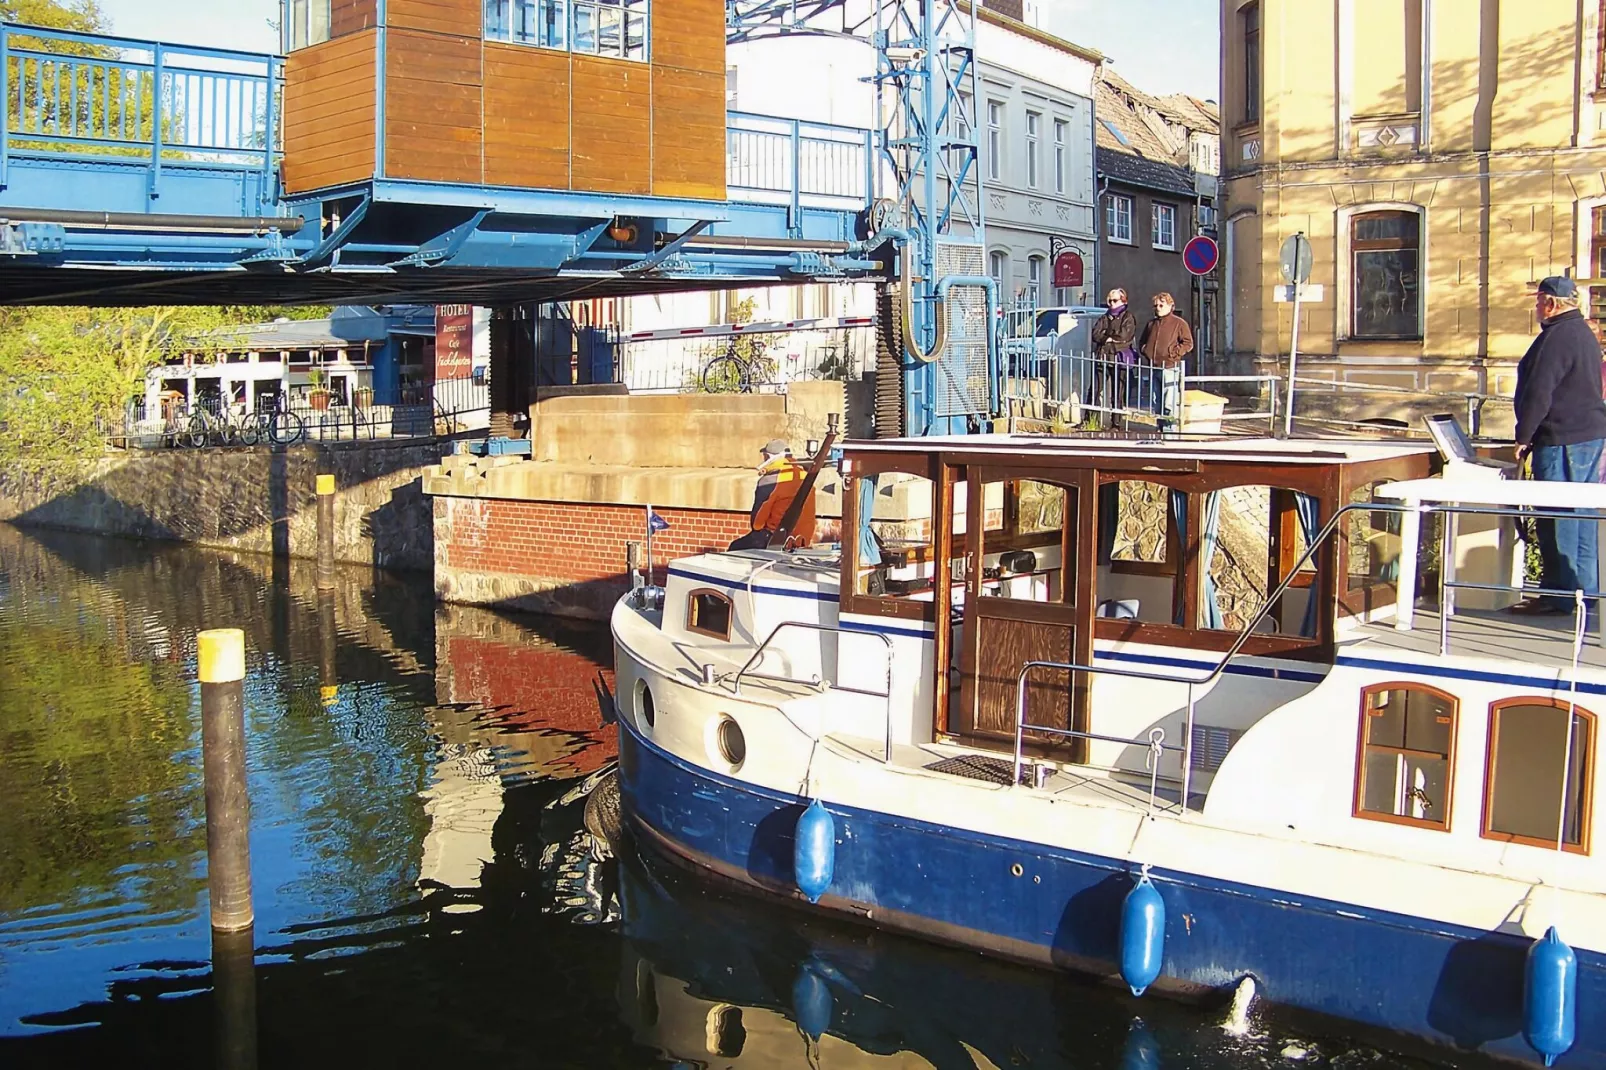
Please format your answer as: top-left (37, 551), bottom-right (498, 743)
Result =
top-left (0, 602), bottom-right (202, 916)
top-left (0, 306), bottom-right (248, 485)
top-left (0, 0), bottom-right (107, 33)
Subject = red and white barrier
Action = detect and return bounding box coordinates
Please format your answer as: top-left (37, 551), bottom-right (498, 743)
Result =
top-left (621, 316), bottom-right (874, 343)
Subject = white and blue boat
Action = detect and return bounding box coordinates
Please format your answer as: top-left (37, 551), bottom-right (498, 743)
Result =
top-left (611, 431), bottom-right (1606, 1066)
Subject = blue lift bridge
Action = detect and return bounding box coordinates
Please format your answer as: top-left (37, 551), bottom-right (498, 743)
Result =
top-left (0, 2), bottom-right (993, 436)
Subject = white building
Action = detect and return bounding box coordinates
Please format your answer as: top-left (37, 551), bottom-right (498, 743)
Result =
top-left (616, 4), bottom-right (1101, 390)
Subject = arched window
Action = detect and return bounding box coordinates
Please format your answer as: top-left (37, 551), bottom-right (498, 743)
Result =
top-left (1484, 698), bottom-right (1595, 853)
top-left (1028, 256), bottom-right (1045, 306)
top-left (1350, 209), bottom-right (1421, 340)
top-left (1354, 683), bottom-right (1457, 830)
top-left (686, 589), bottom-right (733, 640)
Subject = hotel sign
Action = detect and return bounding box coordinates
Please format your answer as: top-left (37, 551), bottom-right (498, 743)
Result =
top-left (435, 304), bottom-right (474, 381)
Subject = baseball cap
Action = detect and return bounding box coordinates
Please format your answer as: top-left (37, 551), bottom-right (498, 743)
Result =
top-left (762, 439), bottom-right (789, 456)
top-left (1538, 276), bottom-right (1578, 299)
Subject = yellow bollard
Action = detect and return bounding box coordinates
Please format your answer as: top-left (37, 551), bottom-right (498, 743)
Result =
top-left (198, 629), bottom-right (253, 931)
top-left (315, 473), bottom-right (336, 591)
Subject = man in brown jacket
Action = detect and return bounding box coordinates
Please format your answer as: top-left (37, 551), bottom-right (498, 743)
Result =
top-left (1138, 292), bottom-right (1194, 420)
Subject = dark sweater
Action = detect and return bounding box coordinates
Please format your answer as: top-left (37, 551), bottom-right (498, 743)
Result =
top-left (1514, 309), bottom-right (1606, 448)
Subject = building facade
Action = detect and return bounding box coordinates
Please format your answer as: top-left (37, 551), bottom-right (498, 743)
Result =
top-left (616, 4), bottom-right (1101, 391)
top-left (1095, 70), bottom-right (1221, 362)
top-left (1220, 0), bottom-right (1606, 415)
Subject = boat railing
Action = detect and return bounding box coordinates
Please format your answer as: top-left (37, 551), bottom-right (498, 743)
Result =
top-left (731, 621), bottom-right (895, 763)
top-left (1011, 500), bottom-right (1604, 809)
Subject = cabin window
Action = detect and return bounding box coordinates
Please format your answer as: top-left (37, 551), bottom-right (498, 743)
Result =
top-left (1346, 480), bottom-right (1403, 589)
top-left (1200, 485), bottom-right (1322, 636)
top-left (1484, 699), bottom-right (1595, 853)
top-left (287, 0), bottom-right (332, 50)
top-left (982, 480), bottom-right (1068, 604)
top-left (486, 0), bottom-right (649, 61)
top-left (1097, 480), bottom-right (1180, 625)
top-left (686, 589), bottom-right (733, 640)
top-left (1355, 685), bottom-right (1456, 830)
top-left (853, 472), bottom-right (938, 603)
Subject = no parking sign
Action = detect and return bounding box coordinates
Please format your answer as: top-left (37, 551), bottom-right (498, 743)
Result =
top-left (1183, 235), bottom-right (1219, 276)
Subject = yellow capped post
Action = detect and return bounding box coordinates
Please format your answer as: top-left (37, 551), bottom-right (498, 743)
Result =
top-left (196, 628), bottom-right (253, 931)
top-left (316, 473), bottom-right (335, 495)
top-left (315, 472), bottom-right (336, 591)
top-left (198, 628), bottom-right (246, 684)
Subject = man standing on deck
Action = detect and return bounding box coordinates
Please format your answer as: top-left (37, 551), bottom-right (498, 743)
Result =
top-left (1509, 276), bottom-right (1606, 616)
top-left (728, 439), bottom-right (817, 551)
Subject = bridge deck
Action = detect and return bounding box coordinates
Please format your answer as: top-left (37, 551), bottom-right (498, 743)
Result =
top-left (0, 25), bottom-right (883, 305)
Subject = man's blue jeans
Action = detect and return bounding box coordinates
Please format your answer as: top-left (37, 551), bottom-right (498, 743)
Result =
top-left (1531, 438), bottom-right (1605, 609)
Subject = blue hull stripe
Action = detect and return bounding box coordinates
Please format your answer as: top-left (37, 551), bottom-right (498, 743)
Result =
top-left (668, 564), bottom-right (838, 603)
top-left (1336, 653), bottom-right (1606, 696)
top-left (618, 713), bottom-right (1605, 1066)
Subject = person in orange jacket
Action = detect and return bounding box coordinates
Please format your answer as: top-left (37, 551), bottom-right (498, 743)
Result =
top-left (728, 439), bottom-right (817, 551)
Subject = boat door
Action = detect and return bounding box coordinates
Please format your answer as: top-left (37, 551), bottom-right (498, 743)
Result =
top-left (957, 467), bottom-right (1094, 759)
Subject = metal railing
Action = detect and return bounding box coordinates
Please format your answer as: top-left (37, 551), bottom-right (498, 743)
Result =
top-left (729, 621), bottom-right (895, 763)
top-left (1009, 499), bottom-right (1606, 810)
top-left (1000, 341), bottom-right (1184, 427)
top-left (618, 329), bottom-right (872, 394)
top-left (1, 22), bottom-right (280, 187)
top-left (726, 111), bottom-right (874, 209)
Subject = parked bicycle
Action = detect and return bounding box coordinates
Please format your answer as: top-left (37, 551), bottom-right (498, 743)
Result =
top-left (246, 396), bottom-right (305, 447)
top-left (699, 336), bottom-right (775, 394)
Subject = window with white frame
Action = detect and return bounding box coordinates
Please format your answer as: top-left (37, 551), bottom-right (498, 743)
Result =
top-left (287, 0), bottom-right (331, 49)
top-left (1152, 203), bottom-right (1177, 250)
top-left (1350, 209), bottom-right (1422, 340)
top-left (987, 101), bottom-right (1004, 182)
top-left (486, 0), bottom-right (649, 61)
top-left (1026, 111), bottom-right (1041, 189)
top-left (1053, 118), bottom-right (1067, 193)
top-left (989, 250), bottom-right (1008, 293)
top-left (1028, 256), bottom-right (1045, 305)
top-left (1107, 194), bottom-right (1133, 244)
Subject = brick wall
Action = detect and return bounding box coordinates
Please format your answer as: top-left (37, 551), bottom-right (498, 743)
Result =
top-left (434, 495), bottom-right (754, 618)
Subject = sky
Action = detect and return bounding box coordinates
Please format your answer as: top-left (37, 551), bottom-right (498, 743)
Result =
top-left (1046, 0), bottom-right (1220, 100)
top-left (94, 0), bottom-right (1220, 101)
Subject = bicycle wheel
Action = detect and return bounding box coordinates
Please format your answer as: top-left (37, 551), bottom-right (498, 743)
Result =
top-left (700, 354), bottom-right (746, 394)
top-left (238, 418), bottom-right (260, 447)
top-left (271, 411), bottom-right (305, 446)
top-left (184, 414), bottom-right (209, 448)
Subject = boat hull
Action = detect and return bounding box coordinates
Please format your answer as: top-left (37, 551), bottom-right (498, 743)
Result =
top-left (618, 713), bottom-right (1606, 1067)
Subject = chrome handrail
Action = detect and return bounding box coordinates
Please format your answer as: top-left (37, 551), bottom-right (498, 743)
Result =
top-left (730, 621), bottom-right (895, 763)
top-left (1011, 498), bottom-right (1606, 805)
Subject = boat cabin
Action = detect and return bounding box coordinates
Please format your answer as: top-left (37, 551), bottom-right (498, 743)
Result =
top-left (835, 435), bottom-right (1437, 762)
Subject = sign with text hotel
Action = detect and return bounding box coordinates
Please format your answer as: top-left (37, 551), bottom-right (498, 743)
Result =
top-left (434, 305), bottom-right (474, 381)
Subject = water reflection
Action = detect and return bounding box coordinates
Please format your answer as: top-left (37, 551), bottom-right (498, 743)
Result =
top-left (0, 527), bottom-right (1468, 1068)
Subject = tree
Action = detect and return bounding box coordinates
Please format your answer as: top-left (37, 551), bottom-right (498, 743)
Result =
top-left (0, 0), bottom-right (107, 33)
top-left (0, 306), bottom-right (248, 484)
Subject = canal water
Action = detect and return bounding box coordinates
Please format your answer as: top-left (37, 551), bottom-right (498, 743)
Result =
top-left (0, 526), bottom-right (1496, 1069)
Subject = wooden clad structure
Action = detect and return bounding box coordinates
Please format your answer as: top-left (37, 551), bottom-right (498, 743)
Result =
top-left (281, 0), bottom-right (728, 200)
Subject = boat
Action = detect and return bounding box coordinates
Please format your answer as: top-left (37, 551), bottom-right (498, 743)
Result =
top-left (610, 429), bottom-right (1606, 1067)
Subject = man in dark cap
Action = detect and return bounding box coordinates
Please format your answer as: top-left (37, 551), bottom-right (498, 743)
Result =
top-left (1510, 276), bottom-right (1606, 615)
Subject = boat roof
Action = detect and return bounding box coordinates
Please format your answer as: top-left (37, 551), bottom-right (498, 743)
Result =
top-left (842, 434), bottom-right (1438, 467)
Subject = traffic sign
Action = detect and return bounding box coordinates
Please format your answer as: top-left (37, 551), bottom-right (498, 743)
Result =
top-left (1182, 235), bottom-right (1219, 276)
top-left (1280, 233), bottom-right (1313, 285)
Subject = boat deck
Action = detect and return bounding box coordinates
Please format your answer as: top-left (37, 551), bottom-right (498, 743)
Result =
top-left (1353, 605), bottom-right (1606, 671)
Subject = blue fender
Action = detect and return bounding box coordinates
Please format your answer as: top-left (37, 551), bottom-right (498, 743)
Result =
top-left (1525, 926), bottom-right (1577, 1067)
top-left (1121, 872), bottom-right (1167, 997)
top-left (794, 799), bottom-right (835, 904)
top-left (792, 962), bottom-right (833, 1042)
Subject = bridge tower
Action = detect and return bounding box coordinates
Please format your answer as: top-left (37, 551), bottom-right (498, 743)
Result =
top-left (727, 0), bottom-right (990, 437)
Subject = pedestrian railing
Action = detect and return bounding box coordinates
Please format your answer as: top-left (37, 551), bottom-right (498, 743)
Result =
top-left (726, 111), bottom-right (874, 209)
top-left (2, 22), bottom-right (280, 187)
top-left (1000, 340), bottom-right (1184, 428)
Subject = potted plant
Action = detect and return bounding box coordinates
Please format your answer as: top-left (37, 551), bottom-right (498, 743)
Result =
top-left (307, 368), bottom-right (331, 412)
top-left (353, 384), bottom-right (374, 410)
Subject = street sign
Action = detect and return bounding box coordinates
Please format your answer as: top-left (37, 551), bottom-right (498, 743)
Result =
top-left (1280, 233), bottom-right (1313, 285)
top-left (1053, 250), bottom-right (1084, 288)
top-left (1183, 235), bottom-right (1219, 276)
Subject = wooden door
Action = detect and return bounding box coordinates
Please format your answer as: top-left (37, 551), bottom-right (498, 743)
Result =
top-left (958, 468), bottom-right (1094, 759)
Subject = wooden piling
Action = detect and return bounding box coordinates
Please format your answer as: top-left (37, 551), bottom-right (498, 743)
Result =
top-left (315, 473), bottom-right (336, 591)
top-left (199, 628), bottom-right (253, 931)
top-left (317, 592), bottom-right (338, 708)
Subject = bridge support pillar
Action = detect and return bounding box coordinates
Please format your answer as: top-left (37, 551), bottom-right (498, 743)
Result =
top-left (488, 307), bottom-right (536, 440)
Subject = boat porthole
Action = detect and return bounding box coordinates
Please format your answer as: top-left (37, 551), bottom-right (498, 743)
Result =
top-left (714, 715), bottom-right (746, 770)
top-left (1011, 863), bottom-right (1024, 878)
top-left (635, 679), bottom-right (655, 731)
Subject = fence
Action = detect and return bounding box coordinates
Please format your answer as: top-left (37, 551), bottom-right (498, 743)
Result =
top-left (109, 376), bottom-right (489, 449)
top-left (1, 23), bottom-right (280, 183)
top-left (619, 325), bottom-right (874, 394)
top-left (726, 111), bottom-right (873, 209)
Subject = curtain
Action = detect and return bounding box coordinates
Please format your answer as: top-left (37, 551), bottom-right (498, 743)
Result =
top-left (857, 474), bottom-right (881, 567)
top-left (1170, 490), bottom-right (1188, 626)
top-left (1201, 491), bottom-right (1223, 630)
top-left (1295, 492), bottom-right (1321, 638)
top-left (1097, 481), bottom-right (1119, 565)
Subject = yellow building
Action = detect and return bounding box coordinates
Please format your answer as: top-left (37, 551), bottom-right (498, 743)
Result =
top-left (1220, 0), bottom-right (1606, 423)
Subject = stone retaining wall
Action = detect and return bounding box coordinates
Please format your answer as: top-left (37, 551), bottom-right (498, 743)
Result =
top-left (0, 441), bottom-right (438, 571)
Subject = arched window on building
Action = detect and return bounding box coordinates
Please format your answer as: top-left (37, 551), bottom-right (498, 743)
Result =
top-left (1349, 209), bottom-right (1422, 340)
